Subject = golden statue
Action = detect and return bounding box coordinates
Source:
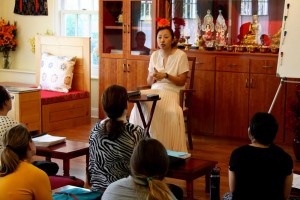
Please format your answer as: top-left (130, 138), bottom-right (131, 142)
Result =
top-left (241, 15), bottom-right (262, 45)
top-left (269, 29), bottom-right (281, 48)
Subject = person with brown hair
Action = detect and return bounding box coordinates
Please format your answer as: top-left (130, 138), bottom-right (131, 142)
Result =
top-left (102, 138), bottom-right (177, 200)
top-left (0, 85), bottom-right (59, 176)
top-left (130, 23), bottom-right (189, 152)
top-left (88, 84), bottom-right (148, 192)
top-left (0, 124), bottom-right (52, 199)
top-left (0, 85), bottom-right (18, 154)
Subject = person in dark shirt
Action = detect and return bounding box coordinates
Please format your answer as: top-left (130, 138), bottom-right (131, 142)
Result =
top-left (132, 31), bottom-right (150, 55)
top-left (222, 112), bottom-right (293, 200)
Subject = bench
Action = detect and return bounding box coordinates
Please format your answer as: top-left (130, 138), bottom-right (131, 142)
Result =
top-left (35, 36), bottom-right (91, 132)
top-left (167, 158), bottom-right (218, 200)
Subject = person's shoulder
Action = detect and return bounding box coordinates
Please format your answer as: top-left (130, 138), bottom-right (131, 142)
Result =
top-left (231, 144), bottom-right (251, 154)
top-left (174, 49), bottom-right (188, 58)
top-left (22, 162), bottom-right (48, 177)
top-left (271, 144), bottom-right (293, 159)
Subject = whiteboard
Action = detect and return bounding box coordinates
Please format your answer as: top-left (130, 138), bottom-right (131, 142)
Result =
top-left (276, 0), bottom-right (300, 78)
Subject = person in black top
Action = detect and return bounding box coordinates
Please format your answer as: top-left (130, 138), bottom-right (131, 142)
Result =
top-left (222, 112), bottom-right (293, 200)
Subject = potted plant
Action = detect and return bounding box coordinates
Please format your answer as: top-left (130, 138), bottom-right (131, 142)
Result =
top-left (286, 84), bottom-right (300, 160)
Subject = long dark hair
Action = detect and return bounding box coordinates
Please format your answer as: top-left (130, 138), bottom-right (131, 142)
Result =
top-left (0, 124), bottom-right (32, 177)
top-left (130, 138), bottom-right (173, 200)
top-left (156, 26), bottom-right (178, 48)
top-left (0, 85), bottom-right (10, 110)
top-left (101, 85), bottom-right (128, 140)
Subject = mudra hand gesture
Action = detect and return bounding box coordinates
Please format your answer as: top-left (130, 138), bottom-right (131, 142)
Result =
top-left (152, 68), bottom-right (167, 81)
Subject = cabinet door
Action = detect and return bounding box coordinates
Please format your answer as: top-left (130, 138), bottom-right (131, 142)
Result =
top-left (249, 74), bottom-right (285, 143)
top-left (99, 57), bottom-right (127, 118)
top-left (126, 59), bottom-right (149, 90)
top-left (249, 58), bottom-right (285, 143)
top-left (128, 0), bottom-right (155, 57)
top-left (215, 72), bottom-right (249, 138)
top-left (189, 54), bottom-right (215, 135)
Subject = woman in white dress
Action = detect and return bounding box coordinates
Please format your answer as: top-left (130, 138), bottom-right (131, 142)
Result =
top-left (130, 25), bottom-right (189, 152)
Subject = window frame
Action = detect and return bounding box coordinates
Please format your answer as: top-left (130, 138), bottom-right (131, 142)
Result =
top-left (55, 0), bottom-right (99, 79)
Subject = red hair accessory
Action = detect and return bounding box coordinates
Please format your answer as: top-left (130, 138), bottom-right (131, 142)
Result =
top-left (156, 18), bottom-right (170, 28)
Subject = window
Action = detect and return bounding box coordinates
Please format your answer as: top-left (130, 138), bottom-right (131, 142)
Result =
top-left (57, 0), bottom-right (99, 78)
top-left (183, 0), bottom-right (197, 19)
top-left (241, 0), bottom-right (268, 16)
top-left (140, 1), bottom-right (152, 20)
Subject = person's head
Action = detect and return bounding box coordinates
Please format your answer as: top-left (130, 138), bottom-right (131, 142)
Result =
top-left (248, 112), bottom-right (278, 145)
top-left (135, 31), bottom-right (146, 48)
top-left (101, 85), bottom-right (128, 139)
top-left (102, 84), bottom-right (128, 120)
top-left (156, 26), bottom-right (177, 49)
top-left (130, 138), bottom-right (173, 200)
top-left (0, 85), bottom-right (12, 111)
top-left (0, 124), bottom-right (35, 177)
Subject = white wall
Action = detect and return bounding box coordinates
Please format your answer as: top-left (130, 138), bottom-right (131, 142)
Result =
top-left (0, 0), bottom-right (99, 118)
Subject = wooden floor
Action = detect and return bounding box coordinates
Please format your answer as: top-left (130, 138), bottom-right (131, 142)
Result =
top-left (33, 118), bottom-right (300, 200)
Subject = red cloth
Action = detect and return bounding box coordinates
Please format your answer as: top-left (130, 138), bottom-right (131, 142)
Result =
top-left (49, 176), bottom-right (84, 190)
top-left (41, 90), bottom-right (89, 105)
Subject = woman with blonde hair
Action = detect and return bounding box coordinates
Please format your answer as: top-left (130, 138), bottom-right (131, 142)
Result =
top-left (102, 138), bottom-right (178, 200)
top-left (0, 125), bottom-right (52, 200)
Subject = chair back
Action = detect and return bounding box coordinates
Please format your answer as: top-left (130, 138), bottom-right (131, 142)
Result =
top-left (186, 57), bottom-right (196, 89)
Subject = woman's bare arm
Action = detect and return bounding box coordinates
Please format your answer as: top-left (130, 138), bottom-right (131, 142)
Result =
top-left (284, 173), bottom-right (293, 199)
top-left (229, 170), bottom-right (236, 193)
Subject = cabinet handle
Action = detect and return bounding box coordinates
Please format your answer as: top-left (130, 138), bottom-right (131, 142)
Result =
top-left (123, 24), bottom-right (127, 34)
top-left (262, 66), bottom-right (273, 69)
top-left (250, 78), bottom-right (253, 88)
top-left (127, 64), bottom-right (130, 72)
top-left (196, 62), bottom-right (204, 64)
top-left (123, 64), bottom-right (127, 72)
top-left (127, 25), bottom-right (130, 34)
top-left (246, 78), bottom-right (249, 88)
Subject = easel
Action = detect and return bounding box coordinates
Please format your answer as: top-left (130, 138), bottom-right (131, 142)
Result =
top-left (268, 77), bottom-right (300, 113)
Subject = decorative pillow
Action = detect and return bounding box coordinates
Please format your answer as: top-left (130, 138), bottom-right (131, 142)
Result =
top-left (39, 52), bottom-right (76, 93)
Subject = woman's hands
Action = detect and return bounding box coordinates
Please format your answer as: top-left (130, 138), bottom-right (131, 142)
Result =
top-left (152, 68), bottom-right (167, 81)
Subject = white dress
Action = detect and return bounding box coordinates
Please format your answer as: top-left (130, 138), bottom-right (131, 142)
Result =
top-left (129, 49), bottom-right (189, 152)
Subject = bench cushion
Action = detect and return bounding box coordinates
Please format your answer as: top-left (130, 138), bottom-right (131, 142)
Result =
top-left (41, 90), bottom-right (89, 105)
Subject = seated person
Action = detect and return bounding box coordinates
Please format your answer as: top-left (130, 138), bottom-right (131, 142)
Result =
top-left (102, 138), bottom-right (179, 200)
top-left (130, 25), bottom-right (189, 152)
top-left (88, 84), bottom-right (148, 192)
top-left (0, 85), bottom-right (59, 176)
top-left (0, 85), bottom-right (18, 154)
top-left (222, 112), bottom-right (293, 200)
top-left (0, 125), bottom-right (52, 199)
top-left (132, 31), bottom-right (150, 55)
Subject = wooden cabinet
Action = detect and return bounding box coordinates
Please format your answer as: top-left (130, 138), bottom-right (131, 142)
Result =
top-left (99, 57), bottom-right (149, 118)
top-left (186, 51), bottom-right (286, 143)
top-left (249, 58), bottom-right (285, 143)
top-left (99, 0), bottom-right (156, 57)
top-left (215, 54), bottom-right (284, 142)
top-left (99, 0), bottom-right (157, 118)
top-left (7, 90), bottom-right (41, 134)
top-left (215, 55), bottom-right (250, 139)
top-left (187, 52), bottom-right (216, 135)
